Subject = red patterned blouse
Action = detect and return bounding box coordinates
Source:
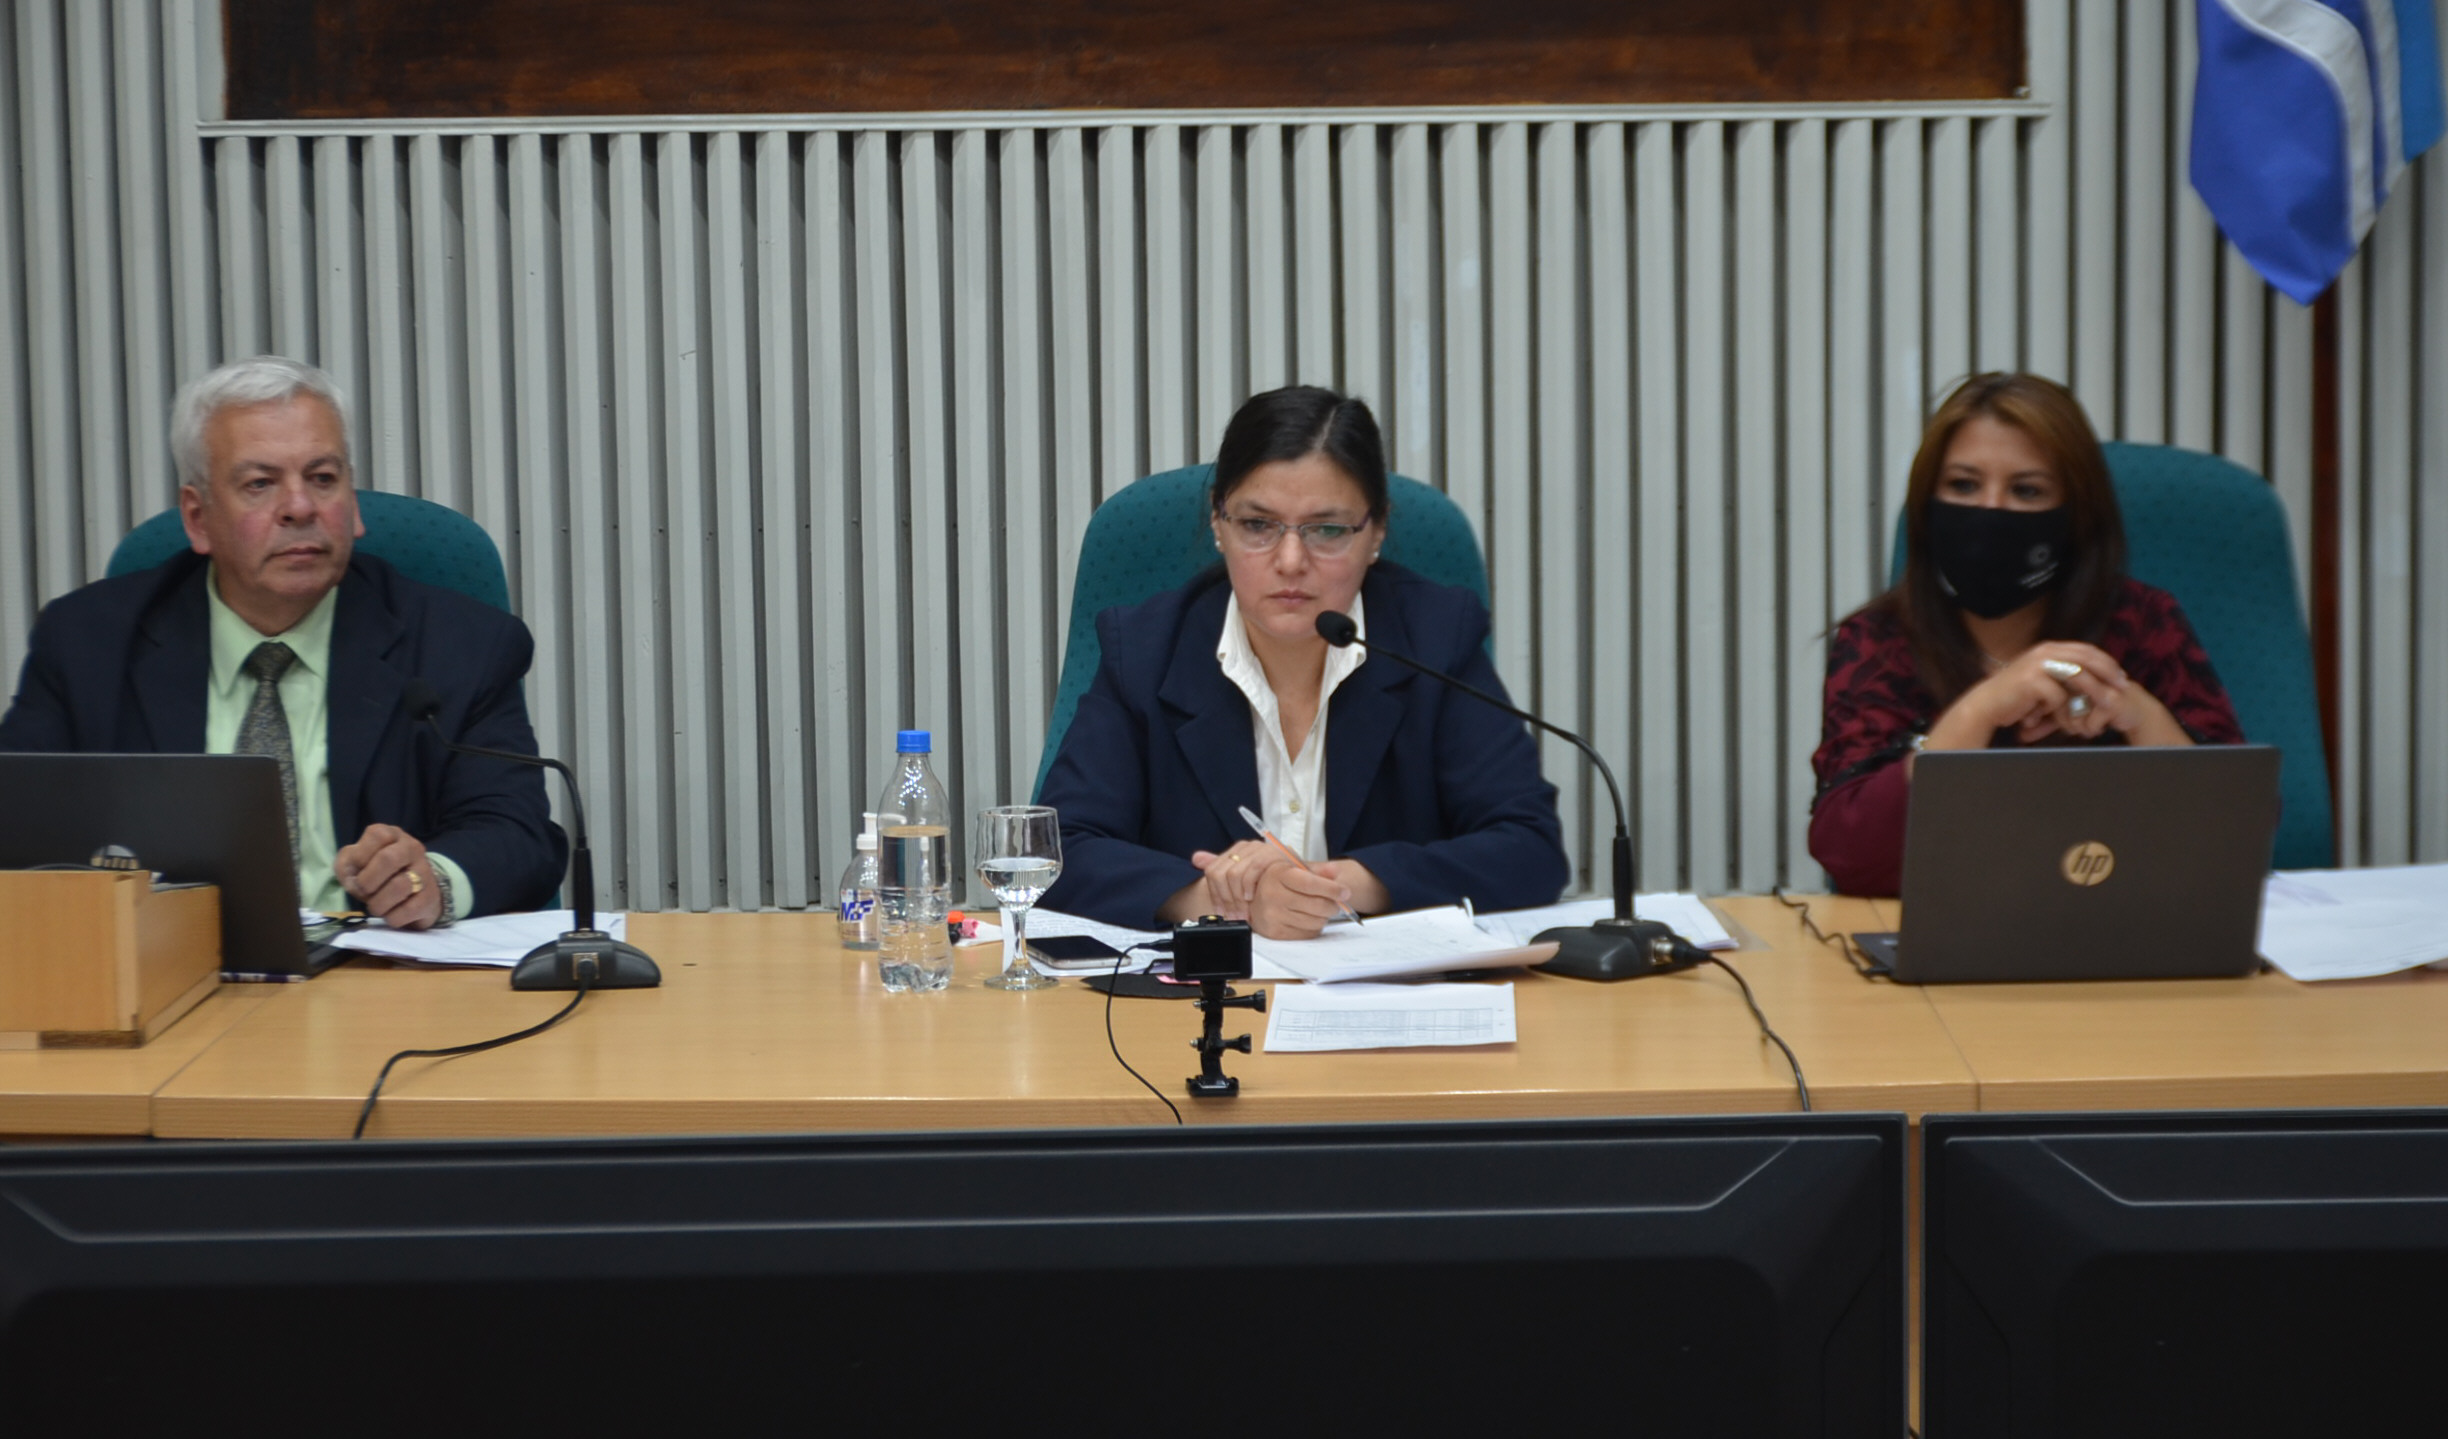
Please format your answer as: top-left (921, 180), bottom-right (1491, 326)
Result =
top-left (1807, 578), bottom-right (2245, 896)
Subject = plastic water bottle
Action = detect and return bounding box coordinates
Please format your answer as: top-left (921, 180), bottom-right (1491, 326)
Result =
top-left (835, 812), bottom-right (881, 951)
top-left (876, 730), bottom-right (951, 830)
top-left (877, 823), bottom-right (954, 992)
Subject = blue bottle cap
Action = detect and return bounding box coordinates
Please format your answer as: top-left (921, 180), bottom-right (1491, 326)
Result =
top-left (896, 729), bottom-right (932, 754)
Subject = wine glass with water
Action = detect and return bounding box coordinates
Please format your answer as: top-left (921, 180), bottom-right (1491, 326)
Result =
top-left (976, 805), bottom-right (1061, 991)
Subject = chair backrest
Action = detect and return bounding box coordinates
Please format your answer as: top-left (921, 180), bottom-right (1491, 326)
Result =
top-left (1032, 464), bottom-right (1490, 798)
top-left (108, 489), bottom-right (514, 613)
top-left (1886, 441), bottom-right (2333, 867)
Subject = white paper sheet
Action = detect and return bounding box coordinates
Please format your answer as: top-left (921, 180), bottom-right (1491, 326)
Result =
top-left (330, 910), bottom-right (626, 968)
top-left (2257, 864), bottom-right (2448, 981)
top-left (1253, 905), bottom-right (1553, 983)
top-left (1472, 893), bottom-right (1736, 950)
top-left (1262, 981), bottom-right (1517, 1051)
top-left (1018, 909), bottom-right (1169, 951)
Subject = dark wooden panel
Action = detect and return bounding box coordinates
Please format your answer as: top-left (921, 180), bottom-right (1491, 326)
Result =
top-left (225, 0), bottom-right (2025, 120)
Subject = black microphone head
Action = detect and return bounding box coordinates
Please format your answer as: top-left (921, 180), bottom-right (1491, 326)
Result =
top-left (402, 679), bottom-right (444, 725)
top-left (1315, 611), bottom-right (1360, 647)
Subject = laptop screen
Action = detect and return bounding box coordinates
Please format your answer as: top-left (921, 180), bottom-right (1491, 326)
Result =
top-left (1890, 745), bottom-right (2280, 983)
top-left (0, 753), bottom-right (311, 973)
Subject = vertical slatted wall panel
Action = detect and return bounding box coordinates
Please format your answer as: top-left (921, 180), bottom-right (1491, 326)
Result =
top-left (995, 129), bottom-right (1051, 808)
top-left (656, 132), bottom-right (719, 909)
top-left (1585, 122), bottom-right (1635, 890)
top-left (809, 129), bottom-right (866, 889)
top-left (2408, 166), bottom-right (2448, 866)
top-left (110, 0), bottom-right (172, 533)
top-left (1780, 119), bottom-right (1832, 887)
top-left (951, 129), bottom-right (1006, 816)
top-left (6, 0), bottom-right (2445, 912)
top-left (1485, 121), bottom-right (1537, 818)
top-left (1535, 123), bottom-right (1587, 885)
top-left (1730, 120), bottom-right (1779, 892)
top-left (2420, 168), bottom-right (2448, 865)
top-left (0, 11), bottom-right (31, 655)
top-left (65, 0), bottom-right (127, 578)
top-left (606, 131), bottom-right (669, 907)
top-left (20, 3), bottom-right (81, 600)
top-left (900, 130), bottom-right (957, 854)
top-left (1682, 120), bottom-right (1732, 895)
top-left (2338, 261), bottom-right (2368, 861)
top-left (2364, 190), bottom-right (2417, 866)
top-left (1630, 120), bottom-right (1685, 892)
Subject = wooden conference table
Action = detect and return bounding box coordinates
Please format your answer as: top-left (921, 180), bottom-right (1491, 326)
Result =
top-left (6, 895), bottom-right (2448, 1141)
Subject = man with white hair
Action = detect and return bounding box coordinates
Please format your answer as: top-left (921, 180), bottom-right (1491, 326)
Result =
top-left (0, 356), bottom-right (565, 929)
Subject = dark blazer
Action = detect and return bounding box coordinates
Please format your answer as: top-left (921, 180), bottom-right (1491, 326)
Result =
top-left (1037, 562), bottom-right (1568, 929)
top-left (0, 550), bottom-right (567, 915)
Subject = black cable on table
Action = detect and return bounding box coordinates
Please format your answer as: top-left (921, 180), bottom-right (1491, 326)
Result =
top-left (1704, 955), bottom-right (1812, 1112)
top-left (1103, 953), bottom-right (1182, 1125)
top-left (354, 973), bottom-right (593, 1139)
top-left (1773, 886), bottom-right (1885, 981)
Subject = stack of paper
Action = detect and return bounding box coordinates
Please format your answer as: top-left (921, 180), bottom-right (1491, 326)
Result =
top-left (332, 911), bottom-right (627, 968)
top-left (1252, 904), bottom-right (1554, 983)
top-left (1263, 982), bottom-right (1517, 1052)
top-left (2258, 864), bottom-right (2448, 982)
top-left (1020, 909), bottom-right (1167, 951)
top-left (1022, 896), bottom-right (1735, 985)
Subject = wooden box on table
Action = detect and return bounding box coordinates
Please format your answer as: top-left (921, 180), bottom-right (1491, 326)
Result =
top-left (0, 871), bottom-right (221, 1049)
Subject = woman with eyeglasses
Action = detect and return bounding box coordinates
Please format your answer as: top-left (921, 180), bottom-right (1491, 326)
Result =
top-left (1037, 385), bottom-right (1568, 938)
top-left (1808, 372), bottom-right (2244, 895)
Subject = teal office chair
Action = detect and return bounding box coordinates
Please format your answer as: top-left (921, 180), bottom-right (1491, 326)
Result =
top-left (1033, 464), bottom-right (1491, 798)
top-left (1887, 440), bottom-right (2334, 867)
top-left (108, 489), bottom-right (514, 613)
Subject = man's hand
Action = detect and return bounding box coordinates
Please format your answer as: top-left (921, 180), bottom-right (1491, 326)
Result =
top-left (335, 823), bottom-right (444, 930)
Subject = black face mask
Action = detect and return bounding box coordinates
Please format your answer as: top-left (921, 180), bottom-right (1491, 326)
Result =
top-left (1924, 503), bottom-right (2076, 619)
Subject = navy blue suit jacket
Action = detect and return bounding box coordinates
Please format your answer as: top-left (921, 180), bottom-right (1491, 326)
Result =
top-left (0, 550), bottom-right (567, 915)
top-left (1037, 562), bottom-right (1568, 929)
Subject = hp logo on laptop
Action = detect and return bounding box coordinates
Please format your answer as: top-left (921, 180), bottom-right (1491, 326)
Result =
top-left (2060, 842), bottom-right (2116, 886)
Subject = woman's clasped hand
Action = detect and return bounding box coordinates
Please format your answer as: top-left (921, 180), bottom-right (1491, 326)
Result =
top-left (1935, 641), bottom-right (2176, 749)
top-left (1186, 841), bottom-right (1386, 937)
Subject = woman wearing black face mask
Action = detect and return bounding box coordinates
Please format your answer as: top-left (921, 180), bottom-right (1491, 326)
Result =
top-left (1807, 372), bottom-right (2244, 895)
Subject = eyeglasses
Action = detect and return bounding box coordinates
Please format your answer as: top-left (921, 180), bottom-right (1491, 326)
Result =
top-left (1216, 512), bottom-right (1372, 557)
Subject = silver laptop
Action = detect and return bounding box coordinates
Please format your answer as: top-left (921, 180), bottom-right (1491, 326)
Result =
top-left (0, 753), bottom-right (341, 976)
top-left (1853, 745), bottom-right (2281, 983)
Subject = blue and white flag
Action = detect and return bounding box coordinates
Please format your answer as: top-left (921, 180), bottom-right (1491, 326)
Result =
top-left (2192, 0), bottom-right (2446, 304)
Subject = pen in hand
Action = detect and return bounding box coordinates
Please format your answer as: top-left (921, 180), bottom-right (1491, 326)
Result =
top-left (1235, 804), bottom-right (1366, 928)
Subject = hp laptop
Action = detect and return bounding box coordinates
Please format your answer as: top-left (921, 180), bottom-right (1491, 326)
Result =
top-left (0, 753), bottom-right (342, 976)
top-left (1852, 745), bottom-right (2280, 983)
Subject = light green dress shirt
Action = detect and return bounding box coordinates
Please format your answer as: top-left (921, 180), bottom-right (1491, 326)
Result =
top-left (202, 566), bottom-right (472, 921)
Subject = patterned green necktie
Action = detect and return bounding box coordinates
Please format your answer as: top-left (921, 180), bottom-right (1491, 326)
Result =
top-left (237, 641), bottom-right (300, 862)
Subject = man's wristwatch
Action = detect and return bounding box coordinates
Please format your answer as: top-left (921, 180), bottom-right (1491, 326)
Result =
top-left (427, 861), bottom-right (456, 927)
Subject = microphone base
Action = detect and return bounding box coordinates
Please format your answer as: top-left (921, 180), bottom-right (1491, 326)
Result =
top-left (1533, 918), bottom-right (1705, 983)
top-left (511, 930), bottom-right (664, 990)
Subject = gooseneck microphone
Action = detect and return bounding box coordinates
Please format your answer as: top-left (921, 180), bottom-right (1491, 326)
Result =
top-left (1313, 611), bottom-right (1705, 981)
top-left (402, 680), bottom-right (661, 991)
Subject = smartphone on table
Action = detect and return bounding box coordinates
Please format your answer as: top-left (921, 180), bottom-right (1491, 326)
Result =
top-left (1026, 935), bottom-right (1132, 971)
